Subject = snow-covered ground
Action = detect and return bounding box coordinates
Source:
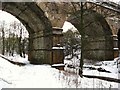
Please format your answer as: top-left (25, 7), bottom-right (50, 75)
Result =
top-left (0, 54), bottom-right (119, 89)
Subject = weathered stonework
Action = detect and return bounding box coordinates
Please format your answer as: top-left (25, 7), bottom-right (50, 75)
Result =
top-left (2, 2), bottom-right (53, 64)
top-left (52, 27), bottom-right (64, 64)
top-left (1, 2), bottom-right (118, 64)
top-left (67, 10), bottom-right (114, 61)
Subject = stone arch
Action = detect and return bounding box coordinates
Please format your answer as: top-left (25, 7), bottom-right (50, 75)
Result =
top-left (2, 2), bottom-right (53, 64)
top-left (67, 9), bottom-right (114, 61)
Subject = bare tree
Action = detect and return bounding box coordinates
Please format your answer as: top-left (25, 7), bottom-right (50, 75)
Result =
top-left (79, 2), bottom-right (84, 77)
top-left (0, 21), bottom-right (6, 55)
top-left (17, 23), bottom-right (23, 57)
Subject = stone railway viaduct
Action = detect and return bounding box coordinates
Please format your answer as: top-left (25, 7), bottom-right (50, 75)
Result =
top-left (0, 2), bottom-right (120, 64)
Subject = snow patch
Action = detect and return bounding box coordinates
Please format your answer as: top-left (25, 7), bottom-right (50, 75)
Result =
top-left (0, 54), bottom-right (119, 88)
top-left (52, 47), bottom-right (64, 49)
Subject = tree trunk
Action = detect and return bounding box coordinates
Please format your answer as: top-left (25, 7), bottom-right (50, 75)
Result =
top-left (79, 2), bottom-right (84, 77)
top-left (19, 28), bottom-right (22, 57)
top-left (2, 27), bottom-right (5, 55)
top-left (19, 37), bottom-right (22, 57)
top-left (22, 39), bottom-right (26, 58)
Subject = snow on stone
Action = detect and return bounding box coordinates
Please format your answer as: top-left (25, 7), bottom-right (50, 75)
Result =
top-left (113, 48), bottom-right (119, 50)
top-left (52, 64), bottom-right (65, 67)
top-left (52, 46), bottom-right (64, 49)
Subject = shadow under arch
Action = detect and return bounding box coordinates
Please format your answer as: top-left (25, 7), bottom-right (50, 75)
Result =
top-left (1, 2), bottom-right (53, 64)
top-left (67, 9), bottom-right (114, 61)
top-left (117, 28), bottom-right (120, 50)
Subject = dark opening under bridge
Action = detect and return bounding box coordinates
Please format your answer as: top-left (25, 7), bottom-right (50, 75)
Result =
top-left (0, 2), bottom-right (120, 64)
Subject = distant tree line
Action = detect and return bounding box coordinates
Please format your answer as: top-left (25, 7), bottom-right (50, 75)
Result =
top-left (62, 28), bottom-right (81, 59)
top-left (0, 20), bottom-right (29, 58)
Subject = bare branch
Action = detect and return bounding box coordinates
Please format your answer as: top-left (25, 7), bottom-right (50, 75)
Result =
top-left (83, 21), bottom-right (95, 30)
top-left (0, 77), bottom-right (12, 84)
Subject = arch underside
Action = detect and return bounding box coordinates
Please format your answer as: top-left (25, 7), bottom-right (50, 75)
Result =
top-left (0, 2), bottom-right (115, 63)
top-left (67, 10), bottom-right (114, 61)
top-left (2, 2), bottom-right (53, 64)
